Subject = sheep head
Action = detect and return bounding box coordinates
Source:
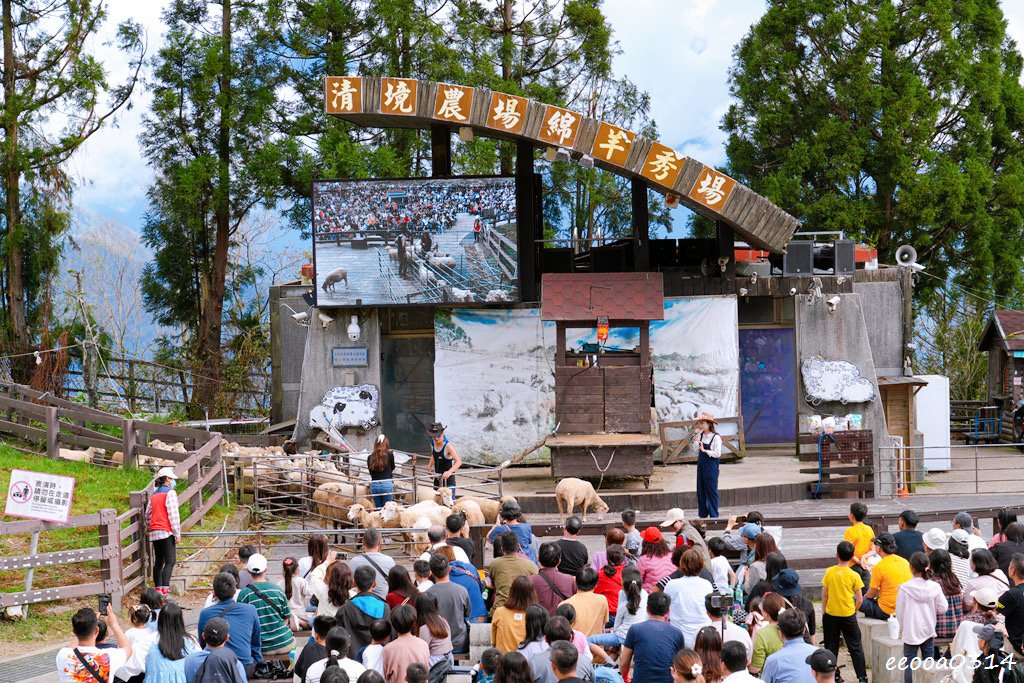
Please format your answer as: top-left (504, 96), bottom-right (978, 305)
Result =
top-left (348, 503), bottom-right (367, 522)
top-left (435, 487), bottom-right (454, 507)
top-left (380, 501), bottom-right (401, 523)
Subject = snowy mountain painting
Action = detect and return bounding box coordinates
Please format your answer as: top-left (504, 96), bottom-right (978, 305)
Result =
top-left (434, 297), bottom-right (739, 463)
top-left (434, 308), bottom-right (556, 464)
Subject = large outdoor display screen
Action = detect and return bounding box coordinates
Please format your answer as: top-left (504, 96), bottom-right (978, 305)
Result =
top-left (312, 177), bottom-right (519, 306)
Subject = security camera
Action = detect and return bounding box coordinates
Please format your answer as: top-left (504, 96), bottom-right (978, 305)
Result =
top-left (291, 311), bottom-right (309, 323)
top-left (738, 287), bottom-right (748, 297)
top-left (749, 271), bottom-right (758, 285)
top-left (827, 296), bottom-right (841, 312)
top-left (718, 256), bottom-right (730, 272)
top-left (347, 315), bottom-right (361, 342)
top-left (318, 312), bottom-right (334, 330)
top-left (789, 288), bottom-right (798, 296)
top-left (908, 262), bottom-right (925, 272)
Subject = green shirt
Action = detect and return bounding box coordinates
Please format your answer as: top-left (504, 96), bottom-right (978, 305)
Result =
top-left (752, 623), bottom-right (784, 670)
top-left (238, 581), bottom-right (293, 652)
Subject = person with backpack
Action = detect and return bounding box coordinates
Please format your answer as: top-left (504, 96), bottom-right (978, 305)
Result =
top-left (237, 553), bottom-right (295, 656)
top-left (197, 572), bottom-right (262, 674)
top-left (337, 565), bottom-right (391, 661)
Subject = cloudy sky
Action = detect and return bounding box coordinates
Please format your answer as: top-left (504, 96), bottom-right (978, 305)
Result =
top-left (70, 0), bottom-right (1024, 233)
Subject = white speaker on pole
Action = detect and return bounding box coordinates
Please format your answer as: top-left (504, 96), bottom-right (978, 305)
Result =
top-left (895, 244), bottom-right (918, 267)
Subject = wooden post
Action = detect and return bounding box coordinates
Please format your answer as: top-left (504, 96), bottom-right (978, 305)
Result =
top-left (430, 126), bottom-right (452, 177)
top-left (188, 454), bottom-right (202, 526)
top-left (127, 361), bottom-right (136, 413)
top-left (97, 508), bottom-right (123, 611)
top-left (129, 491), bottom-right (148, 587)
top-left (45, 406), bottom-right (59, 458)
top-left (123, 419), bottom-right (138, 469)
top-left (631, 178), bottom-right (650, 272)
top-left (516, 141), bottom-right (538, 302)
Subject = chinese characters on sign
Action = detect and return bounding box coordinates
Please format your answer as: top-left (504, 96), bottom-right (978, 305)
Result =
top-left (331, 347), bottom-right (370, 368)
top-left (486, 92), bottom-right (528, 134)
top-left (433, 85), bottom-right (473, 122)
top-left (641, 142), bottom-right (686, 186)
top-left (688, 168), bottom-right (737, 209)
top-left (590, 122), bottom-right (635, 167)
top-left (538, 105), bottom-right (581, 147)
top-left (325, 77), bottom-right (363, 114)
top-left (5, 469), bottom-right (75, 523)
top-left (380, 78), bottom-right (418, 115)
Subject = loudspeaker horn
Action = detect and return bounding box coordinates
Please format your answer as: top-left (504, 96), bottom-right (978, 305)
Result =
top-left (895, 244), bottom-right (918, 267)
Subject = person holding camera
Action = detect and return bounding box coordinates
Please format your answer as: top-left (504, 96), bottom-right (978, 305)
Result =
top-left (57, 604), bottom-right (133, 683)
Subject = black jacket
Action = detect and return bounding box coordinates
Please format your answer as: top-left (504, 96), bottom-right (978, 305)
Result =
top-left (335, 593), bottom-right (391, 661)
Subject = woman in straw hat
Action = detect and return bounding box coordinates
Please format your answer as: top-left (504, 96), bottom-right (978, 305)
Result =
top-left (692, 413), bottom-right (722, 519)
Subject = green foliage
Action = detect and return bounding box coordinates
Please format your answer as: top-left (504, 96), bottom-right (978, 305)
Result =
top-left (722, 0), bottom-right (1024, 302)
top-left (0, 0), bottom-right (143, 356)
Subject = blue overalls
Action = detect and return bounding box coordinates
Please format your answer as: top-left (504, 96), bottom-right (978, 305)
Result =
top-left (431, 436), bottom-right (456, 496)
top-left (696, 433), bottom-right (720, 518)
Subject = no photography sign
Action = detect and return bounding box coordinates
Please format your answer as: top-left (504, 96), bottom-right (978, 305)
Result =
top-left (5, 469), bottom-right (75, 523)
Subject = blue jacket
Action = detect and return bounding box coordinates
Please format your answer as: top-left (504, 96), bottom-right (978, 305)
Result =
top-left (449, 561), bottom-right (488, 620)
top-left (197, 600), bottom-right (262, 665)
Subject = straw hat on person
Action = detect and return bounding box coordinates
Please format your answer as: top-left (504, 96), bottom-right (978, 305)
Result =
top-left (696, 412), bottom-right (718, 424)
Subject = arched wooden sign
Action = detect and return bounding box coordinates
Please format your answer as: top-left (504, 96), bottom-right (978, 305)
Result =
top-left (325, 76), bottom-right (799, 253)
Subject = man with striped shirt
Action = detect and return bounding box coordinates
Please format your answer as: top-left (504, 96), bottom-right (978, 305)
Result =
top-left (237, 553), bottom-right (294, 655)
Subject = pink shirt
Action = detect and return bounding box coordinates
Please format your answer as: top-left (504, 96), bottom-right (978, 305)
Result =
top-left (637, 552), bottom-right (676, 592)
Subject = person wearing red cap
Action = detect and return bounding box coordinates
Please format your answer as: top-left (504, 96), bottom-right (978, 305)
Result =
top-left (637, 527), bottom-right (676, 592)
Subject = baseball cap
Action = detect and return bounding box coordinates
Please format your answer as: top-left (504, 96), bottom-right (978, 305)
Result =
top-left (155, 467), bottom-right (177, 481)
top-left (974, 624), bottom-right (1006, 650)
top-left (805, 648), bottom-right (837, 673)
top-left (922, 528), bottom-right (947, 550)
top-left (950, 529), bottom-right (971, 546)
top-left (739, 523), bottom-right (761, 540)
top-left (203, 617), bottom-right (229, 642)
top-left (971, 586), bottom-right (1001, 610)
top-left (246, 553), bottom-right (268, 575)
top-left (872, 532), bottom-right (897, 552)
top-left (660, 508), bottom-right (686, 527)
top-left (641, 526), bottom-right (664, 544)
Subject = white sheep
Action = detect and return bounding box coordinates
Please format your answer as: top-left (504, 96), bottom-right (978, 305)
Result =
top-left (454, 495), bottom-right (517, 524)
top-left (554, 477), bottom-right (610, 522)
top-left (452, 498), bottom-right (485, 526)
top-left (387, 247), bottom-right (399, 260)
top-left (347, 503), bottom-right (385, 528)
top-left (58, 446), bottom-right (103, 462)
top-left (485, 289), bottom-right (513, 302)
top-left (313, 480), bottom-right (373, 526)
top-left (428, 255), bottom-right (457, 269)
top-left (321, 267), bottom-right (349, 291)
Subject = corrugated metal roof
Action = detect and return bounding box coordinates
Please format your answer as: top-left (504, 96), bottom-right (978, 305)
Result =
top-left (541, 273), bottom-right (665, 321)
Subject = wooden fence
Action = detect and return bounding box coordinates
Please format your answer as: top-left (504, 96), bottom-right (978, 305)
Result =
top-left (658, 416), bottom-right (746, 464)
top-left (482, 223), bottom-right (518, 282)
top-left (62, 355), bottom-right (270, 416)
top-left (0, 380), bottom-right (225, 611)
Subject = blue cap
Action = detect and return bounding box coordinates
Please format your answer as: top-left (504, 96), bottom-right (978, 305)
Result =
top-left (740, 523), bottom-right (761, 540)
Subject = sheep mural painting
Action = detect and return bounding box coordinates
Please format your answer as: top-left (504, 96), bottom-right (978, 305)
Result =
top-left (433, 297), bottom-right (740, 464)
top-left (312, 176), bottom-right (519, 306)
top-left (309, 384), bottom-right (381, 431)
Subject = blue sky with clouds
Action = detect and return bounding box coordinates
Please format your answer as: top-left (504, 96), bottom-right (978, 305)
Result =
top-left (70, 0), bottom-right (1024, 233)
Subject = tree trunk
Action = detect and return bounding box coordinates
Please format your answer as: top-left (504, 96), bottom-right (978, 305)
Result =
top-left (193, 0), bottom-right (232, 415)
top-left (1, 0), bottom-right (27, 351)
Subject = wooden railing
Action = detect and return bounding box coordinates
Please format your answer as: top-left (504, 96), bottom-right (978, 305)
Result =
top-left (658, 416), bottom-right (746, 464)
top-left (62, 355), bottom-right (269, 416)
top-left (482, 226), bottom-right (518, 282)
top-left (0, 380), bottom-right (225, 611)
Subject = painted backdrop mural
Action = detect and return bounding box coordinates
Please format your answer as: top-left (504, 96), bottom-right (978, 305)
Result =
top-left (435, 297), bottom-right (739, 463)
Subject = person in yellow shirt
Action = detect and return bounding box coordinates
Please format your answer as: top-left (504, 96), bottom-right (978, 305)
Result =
top-left (821, 541), bottom-right (868, 683)
top-left (843, 502), bottom-right (874, 584)
top-left (859, 533), bottom-right (913, 620)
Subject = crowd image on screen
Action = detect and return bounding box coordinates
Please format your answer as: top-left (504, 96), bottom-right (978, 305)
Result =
top-left (313, 180), bottom-right (516, 239)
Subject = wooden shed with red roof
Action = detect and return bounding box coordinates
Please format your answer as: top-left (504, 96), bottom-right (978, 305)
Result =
top-left (979, 310), bottom-right (1024, 415)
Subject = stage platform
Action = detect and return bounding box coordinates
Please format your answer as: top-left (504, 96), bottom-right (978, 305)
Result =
top-left (505, 454), bottom-right (819, 515)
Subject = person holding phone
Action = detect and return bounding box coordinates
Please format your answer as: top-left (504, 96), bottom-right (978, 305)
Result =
top-left (691, 413), bottom-right (723, 519)
top-left (56, 604), bottom-right (133, 683)
top-left (146, 467), bottom-right (182, 595)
